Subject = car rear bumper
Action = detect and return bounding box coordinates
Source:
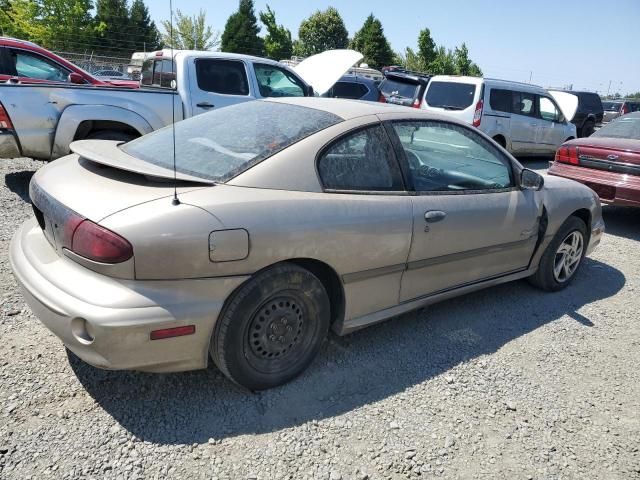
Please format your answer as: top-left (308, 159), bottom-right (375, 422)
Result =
top-left (9, 218), bottom-right (249, 373)
top-left (0, 130), bottom-right (21, 158)
top-left (548, 162), bottom-right (640, 207)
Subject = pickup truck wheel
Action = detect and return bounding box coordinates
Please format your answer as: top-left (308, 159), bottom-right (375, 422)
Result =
top-left (528, 216), bottom-right (587, 292)
top-left (86, 130), bottom-right (136, 142)
top-left (581, 121), bottom-right (595, 138)
top-left (210, 263), bottom-right (330, 391)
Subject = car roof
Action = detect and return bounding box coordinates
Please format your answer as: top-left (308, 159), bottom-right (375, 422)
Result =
top-left (154, 49), bottom-right (286, 67)
top-left (266, 96), bottom-right (440, 120)
top-left (0, 37), bottom-right (40, 48)
top-left (384, 71), bottom-right (431, 84)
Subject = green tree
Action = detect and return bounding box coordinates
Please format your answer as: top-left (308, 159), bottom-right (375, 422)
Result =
top-left (94, 0), bottom-right (130, 54)
top-left (0, 0), bottom-right (45, 41)
top-left (417, 28), bottom-right (436, 66)
top-left (429, 46), bottom-right (456, 75)
top-left (297, 7), bottom-right (348, 56)
top-left (129, 0), bottom-right (161, 51)
top-left (221, 0), bottom-right (263, 56)
top-left (161, 9), bottom-right (218, 50)
top-left (453, 43), bottom-right (482, 76)
top-left (349, 14), bottom-right (393, 69)
top-left (259, 5), bottom-right (292, 60)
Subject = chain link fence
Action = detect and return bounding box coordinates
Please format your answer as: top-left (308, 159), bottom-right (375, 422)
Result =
top-left (53, 51), bottom-right (133, 78)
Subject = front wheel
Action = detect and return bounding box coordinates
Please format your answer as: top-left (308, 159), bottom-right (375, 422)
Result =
top-left (529, 216), bottom-right (587, 291)
top-left (210, 263), bottom-right (330, 390)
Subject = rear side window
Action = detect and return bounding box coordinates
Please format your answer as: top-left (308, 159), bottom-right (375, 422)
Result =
top-left (141, 58), bottom-right (176, 88)
top-left (425, 82), bottom-right (476, 110)
top-left (512, 91), bottom-right (536, 117)
top-left (318, 125), bottom-right (403, 191)
top-left (195, 59), bottom-right (248, 95)
top-left (580, 93), bottom-right (602, 111)
top-left (380, 79), bottom-right (419, 99)
top-left (331, 81), bottom-right (369, 99)
top-left (602, 101), bottom-right (622, 111)
top-left (489, 89), bottom-right (512, 113)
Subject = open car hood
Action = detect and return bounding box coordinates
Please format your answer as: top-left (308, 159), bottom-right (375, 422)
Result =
top-left (293, 49), bottom-right (363, 96)
top-left (549, 90), bottom-right (579, 122)
top-left (70, 140), bottom-right (215, 184)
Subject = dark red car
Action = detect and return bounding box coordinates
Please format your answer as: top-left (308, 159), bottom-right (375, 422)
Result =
top-left (0, 37), bottom-right (138, 88)
top-left (549, 112), bottom-right (640, 207)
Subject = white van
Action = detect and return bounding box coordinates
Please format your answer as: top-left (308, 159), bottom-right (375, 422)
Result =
top-left (421, 76), bottom-right (576, 156)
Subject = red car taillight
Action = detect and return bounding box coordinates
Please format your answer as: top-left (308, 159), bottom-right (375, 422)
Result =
top-left (555, 145), bottom-right (580, 165)
top-left (472, 99), bottom-right (483, 127)
top-left (412, 97), bottom-right (422, 108)
top-left (378, 92), bottom-right (386, 103)
top-left (0, 102), bottom-right (14, 129)
top-left (621, 104), bottom-right (629, 115)
top-left (71, 219), bottom-right (133, 264)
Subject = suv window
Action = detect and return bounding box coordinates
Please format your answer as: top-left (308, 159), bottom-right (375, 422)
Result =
top-left (9, 49), bottom-right (70, 82)
top-left (318, 125), bottom-right (403, 191)
top-left (512, 91), bottom-right (535, 117)
top-left (195, 59), bottom-right (248, 95)
top-left (580, 92), bottom-right (602, 111)
top-left (425, 81), bottom-right (476, 110)
top-left (602, 101), bottom-right (622, 112)
top-left (538, 96), bottom-right (562, 122)
top-left (331, 81), bottom-right (368, 99)
top-left (380, 78), bottom-right (419, 99)
top-left (489, 89), bottom-right (512, 113)
top-left (253, 63), bottom-right (306, 97)
top-left (392, 121), bottom-right (513, 192)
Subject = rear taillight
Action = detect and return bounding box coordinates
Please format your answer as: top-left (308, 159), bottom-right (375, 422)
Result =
top-left (555, 145), bottom-right (580, 165)
top-left (0, 102), bottom-right (14, 129)
top-left (621, 104), bottom-right (629, 115)
top-left (378, 92), bottom-right (386, 103)
top-left (472, 99), bottom-right (483, 127)
top-left (412, 97), bottom-right (422, 108)
top-left (71, 220), bottom-right (133, 263)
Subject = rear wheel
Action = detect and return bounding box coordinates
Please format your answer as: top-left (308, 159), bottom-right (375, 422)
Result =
top-left (492, 135), bottom-right (506, 149)
top-left (581, 121), bottom-right (595, 138)
top-left (210, 263), bottom-right (330, 390)
top-left (529, 216), bottom-right (587, 291)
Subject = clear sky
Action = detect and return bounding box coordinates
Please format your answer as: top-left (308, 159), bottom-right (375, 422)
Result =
top-left (145, 0), bottom-right (640, 94)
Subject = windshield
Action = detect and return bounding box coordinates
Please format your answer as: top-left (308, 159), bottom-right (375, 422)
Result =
top-left (380, 79), bottom-right (419, 99)
top-left (592, 115), bottom-right (640, 140)
top-left (425, 81), bottom-right (477, 110)
top-left (602, 101), bottom-right (622, 112)
top-left (121, 101), bottom-right (341, 181)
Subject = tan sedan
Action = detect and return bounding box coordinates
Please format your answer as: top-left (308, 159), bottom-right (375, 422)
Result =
top-left (10, 98), bottom-right (604, 390)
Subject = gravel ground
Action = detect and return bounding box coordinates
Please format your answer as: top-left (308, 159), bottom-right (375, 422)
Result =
top-left (1, 156), bottom-right (639, 480)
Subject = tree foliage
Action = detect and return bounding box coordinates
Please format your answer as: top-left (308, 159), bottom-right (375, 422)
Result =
top-left (296, 7), bottom-right (348, 56)
top-left (161, 9), bottom-right (218, 50)
top-left (221, 0), bottom-right (263, 56)
top-left (349, 14), bottom-right (393, 69)
top-left (129, 0), bottom-right (161, 51)
top-left (417, 28), bottom-right (436, 66)
top-left (259, 5), bottom-right (292, 60)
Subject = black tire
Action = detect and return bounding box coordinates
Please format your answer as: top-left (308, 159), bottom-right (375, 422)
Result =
top-left (210, 263), bottom-right (330, 390)
top-left (528, 216), bottom-right (587, 292)
top-left (492, 135), bottom-right (506, 149)
top-left (581, 121), bottom-right (595, 138)
top-left (86, 130), bottom-right (136, 142)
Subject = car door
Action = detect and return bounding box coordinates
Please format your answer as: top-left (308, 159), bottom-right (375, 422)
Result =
top-left (509, 90), bottom-right (539, 154)
top-left (7, 48), bottom-right (71, 84)
top-left (188, 57), bottom-right (254, 116)
top-left (316, 123), bottom-right (413, 320)
top-left (385, 120), bottom-right (541, 302)
top-left (536, 95), bottom-right (566, 154)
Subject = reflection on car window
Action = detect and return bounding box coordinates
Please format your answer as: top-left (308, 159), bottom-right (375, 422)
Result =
top-left (253, 63), bottom-right (305, 97)
top-left (318, 125), bottom-right (403, 191)
top-left (539, 96), bottom-right (561, 122)
top-left (122, 101), bottom-right (341, 181)
top-left (11, 50), bottom-right (69, 82)
top-left (512, 92), bottom-right (535, 117)
top-left (592, 116), bottom-right (640, 140)
top-left (392, 121), bottom-right (513, 192)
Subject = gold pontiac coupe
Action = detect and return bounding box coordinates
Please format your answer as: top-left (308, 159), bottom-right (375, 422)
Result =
top-left (10, 98), bottom-right (604, 390)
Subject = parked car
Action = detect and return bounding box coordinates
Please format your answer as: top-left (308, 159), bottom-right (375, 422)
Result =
top-left (602, 99), bottom-right (640, 124)
top-left (549, 112), bottom-right (640, 207)
top-left (0, 37), bottom-right (139, 88)
top-left (379, 70), bottom-right (431, 107)
top-left (10, 97), bottom-right (604, 390)
top-left (548, 90), bottom-right (603, 137)
top-left (92, 69), bottom-right (130, 80)
top-left (322, 74), bottom-right (382, 101)
top-left (0, 49), bottom-right (358, 160)
top-left (420, 76), bottom-right (575, 156)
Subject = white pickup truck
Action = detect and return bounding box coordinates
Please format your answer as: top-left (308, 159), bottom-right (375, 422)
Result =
top-left (0, 49), bottom-right (361, 160)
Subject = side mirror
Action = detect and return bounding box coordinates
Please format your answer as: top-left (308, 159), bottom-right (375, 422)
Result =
top-left (520, 169), bottom-right (544, 191)
top-left (68, 72), bottom-right (85, 84)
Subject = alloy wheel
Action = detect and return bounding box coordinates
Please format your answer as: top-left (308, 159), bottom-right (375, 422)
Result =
top-left (553, 231), bottom-right (584, 283)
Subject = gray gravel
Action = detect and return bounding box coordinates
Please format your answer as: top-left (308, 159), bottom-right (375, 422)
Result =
top-left (1, 156), bottom-right (639, 479)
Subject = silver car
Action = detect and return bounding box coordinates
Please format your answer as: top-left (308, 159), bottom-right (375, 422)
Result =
top-left (10, 98), bottom-right (604, 390)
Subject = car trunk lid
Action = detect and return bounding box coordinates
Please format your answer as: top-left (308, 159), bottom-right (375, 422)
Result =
top-left (293, 49), bottom-right (363, 96)
top-left (567, 137), bottom-right (640, 176)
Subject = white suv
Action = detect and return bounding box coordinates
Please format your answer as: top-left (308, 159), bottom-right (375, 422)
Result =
top-left (420, 76), bottom-right (576, 156)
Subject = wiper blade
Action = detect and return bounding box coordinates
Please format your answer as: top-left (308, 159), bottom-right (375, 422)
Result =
top-left (440, 105), bottom-right (464, 111)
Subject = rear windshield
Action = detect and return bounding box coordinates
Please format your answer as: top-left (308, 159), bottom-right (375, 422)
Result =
top-left (121, 101), bottom-right (341, 182)
top-left (602, 101), bottom-right (622, 111)
top-left (380, 79), bottom-right (419, 99)
top-left (425, 82), bottom-right (477, 110)
top-left (592, 115), bottom-right (640, 140)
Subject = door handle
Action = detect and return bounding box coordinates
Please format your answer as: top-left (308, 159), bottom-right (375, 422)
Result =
top-left (197, 102), bottom-right (214, 108)
top-left (424, 210), bottom-right (446, 223)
